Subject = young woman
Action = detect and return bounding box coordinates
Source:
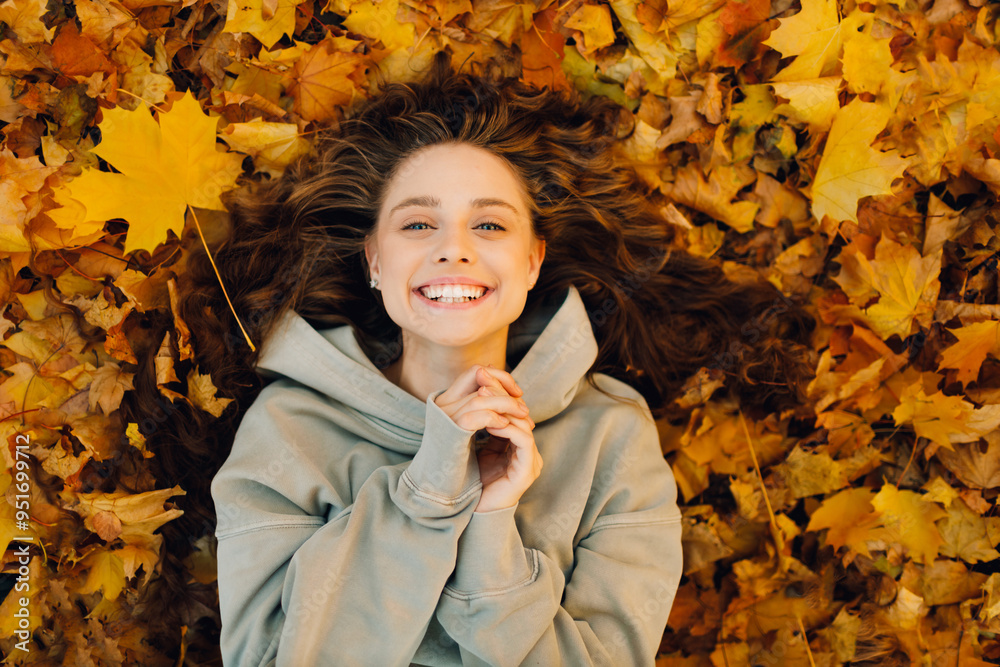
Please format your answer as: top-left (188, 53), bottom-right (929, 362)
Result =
top-left (130, 50), bottom-right (814, 664)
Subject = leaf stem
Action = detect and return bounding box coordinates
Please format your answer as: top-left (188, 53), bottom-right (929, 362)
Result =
top-left (739, 410), bottom-right (779, 535)
top-left (796, 613), bottom-right (816, 667)
top-left (186, 206), bottom-right (256, 352)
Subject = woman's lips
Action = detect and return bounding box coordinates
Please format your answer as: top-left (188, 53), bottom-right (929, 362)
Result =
top-left (413, 288), bottom-right (494, 309)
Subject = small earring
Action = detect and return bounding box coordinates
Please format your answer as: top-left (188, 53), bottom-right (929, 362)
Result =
top-left (370, 278), bottom-right (378, 289)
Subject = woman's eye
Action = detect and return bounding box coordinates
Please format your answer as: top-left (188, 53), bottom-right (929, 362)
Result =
top-left (402, 221), bottom-right (506, 231)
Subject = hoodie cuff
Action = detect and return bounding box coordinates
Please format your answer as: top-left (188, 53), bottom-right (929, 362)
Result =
top-left (445, 504), bottom-right (537, 598)
top-left (404, 388), bottom-right (481, 504)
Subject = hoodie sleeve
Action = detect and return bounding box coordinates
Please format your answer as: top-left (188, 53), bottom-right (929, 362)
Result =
top-left (211, 387), bottom-right (481, 667)
top-left (433, 407), bottom-right (683, 666)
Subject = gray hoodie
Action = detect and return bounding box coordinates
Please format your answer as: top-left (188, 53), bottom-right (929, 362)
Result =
top-left (211, 284), bottom-right (683, 666)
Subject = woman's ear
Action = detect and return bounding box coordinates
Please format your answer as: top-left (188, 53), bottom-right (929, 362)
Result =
top-left (364, 237), bottom-right (379, 280)
top-left (529, 238), bottom-right (545, 285)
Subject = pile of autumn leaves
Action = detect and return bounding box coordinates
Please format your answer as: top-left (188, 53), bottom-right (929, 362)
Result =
top-left (1, 0), bottom-right (999, 664)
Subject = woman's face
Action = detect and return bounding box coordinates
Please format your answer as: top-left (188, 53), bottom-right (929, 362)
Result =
top-left (366, 142), bottom-right (546, 349)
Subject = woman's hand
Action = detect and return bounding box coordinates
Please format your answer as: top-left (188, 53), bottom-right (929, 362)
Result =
top-left (434, 364), bottom-right (528, 433)
top-left (473, 377), bottom-right (542, 513)
top-left (434, 365), bottom-right (542, 512)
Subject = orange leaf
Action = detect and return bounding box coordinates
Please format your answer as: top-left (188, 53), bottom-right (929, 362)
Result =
top-left (285, 39), bottom-right (368, 123)
top-left (938, 320), bottom-right (1000, 386)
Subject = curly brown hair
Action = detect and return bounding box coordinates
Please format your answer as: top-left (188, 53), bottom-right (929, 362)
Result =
top-left (121, 49), bottom-right (815, 653)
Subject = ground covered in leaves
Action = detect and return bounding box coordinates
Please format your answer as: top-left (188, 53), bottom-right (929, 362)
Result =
top-left (1, 0), bottom-right (999, 664)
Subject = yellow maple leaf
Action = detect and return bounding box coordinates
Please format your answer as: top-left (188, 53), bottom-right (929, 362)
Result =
top-left (834, 233), bottom-right (941, 340)
top-left (810, 98), bottom-right (911, 225)
top-left (938, 320), bottom-right (1000, 387)
top-left (842, 29), bottom-right (894, 96)
top-left (806, 486), bottom-right (881, 559)
top-left (609, 0), bottom-right (680, 80)
top-left (763, 0), bottom-right (842, 81)
top-left (187, 366), bottom-right (235, 418)
top-left (78, 549), bottom-right (126, 600)
top-left (565, 4), bottom-right (617, 55)
top-left (871, 485), bottom-right (946, 565)
top-left (58, 91), bottom-right (244, 256)
top-left (774, 446), bottom-right (850, 499)
top-left (334, 0), bottom-right (416, 51)
top-left (771, 76), bottom-right (842, 132)
top-left (223, 0), bottom-right (307, 50)
top-left (117, 532), bottom-right (163, 586)
top-left (891, 383), bottom-right (970, 450)
top-left (220, 118), bottom-right (313, 174)
top-left (0, 0), bottom-right (55, 44)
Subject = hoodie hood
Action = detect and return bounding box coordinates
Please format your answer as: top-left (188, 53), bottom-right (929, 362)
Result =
top-left (253, 284), bottom-right (598, 454)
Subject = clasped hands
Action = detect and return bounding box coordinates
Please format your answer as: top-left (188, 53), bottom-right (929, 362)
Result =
top-left (433, 365), bottom-right (543, 513)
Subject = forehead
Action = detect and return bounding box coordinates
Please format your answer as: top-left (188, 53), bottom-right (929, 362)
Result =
top-left (384, 143), bottom-right (527, 203)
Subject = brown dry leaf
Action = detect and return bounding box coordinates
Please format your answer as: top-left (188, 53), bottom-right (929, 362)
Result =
top-left (936, 433), bottom-right (1000, 489)
top-left (92, 510), bottom-right (123, 542)
top-left (749, 172), bottom-right (810, 229)
top-left (167, 277), bottom-right (194, 361)
top-left (113, 268), bottom-right (170, 313)
top-left (936, 501), bottom-right (1000, 564)
top-left (672, 366), bottom-right (726, 409)
top-left (186, 366), bottom-right (234, 417)
top-left (660, 162), bottom-right (759, 233)
top-left (88, 361), bottom-right (134, 414)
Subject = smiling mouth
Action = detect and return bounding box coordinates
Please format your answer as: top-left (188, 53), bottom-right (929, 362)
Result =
top-left (417, 286), bottom-right (490, 303)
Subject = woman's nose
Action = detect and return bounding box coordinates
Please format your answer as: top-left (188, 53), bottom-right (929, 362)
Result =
top-left (434, 224), bottom-right (475, 263)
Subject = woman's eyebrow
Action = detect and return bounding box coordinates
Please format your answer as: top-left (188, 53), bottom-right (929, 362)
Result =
top-left (388, 195), bottom-right (520, 216)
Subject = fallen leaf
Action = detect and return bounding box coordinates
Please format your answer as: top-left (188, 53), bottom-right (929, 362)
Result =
top-left (871, 485), bottom-right (946, 565)
top-left (88, 361), bottom-right (134, 415)
top-left (806, 486), bottom-right (881, 560)
top-left (59, 91), bottom-right (244, 256)
top-left (223, 0), bottom-right (307, 49)
top-left (810, 98), bottom-right (912, 226)
top-left (937, 320), bottom-right (1000, 386)
top-left (187, 366), bottom-right (234, 417)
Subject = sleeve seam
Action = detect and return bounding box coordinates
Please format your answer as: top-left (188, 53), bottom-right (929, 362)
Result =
top-left (590, 513), bottom-right (683, 535)
top-left (441, 548), bottom-right (539, 601)
top-left (401, 469), bottom-right (482, 506)
top-left (216, 518), bottom-right (324, 540)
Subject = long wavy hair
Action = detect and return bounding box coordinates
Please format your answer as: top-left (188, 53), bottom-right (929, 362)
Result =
top-left (121, 50), bottom-right (815, 653)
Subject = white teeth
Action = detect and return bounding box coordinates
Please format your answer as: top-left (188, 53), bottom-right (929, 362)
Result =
top-left (419, 284), bottom-right (487, 300)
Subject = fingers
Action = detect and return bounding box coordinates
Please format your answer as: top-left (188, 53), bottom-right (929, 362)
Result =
top-left (454, 409), bottom-right (511, 432)
top-left (478, 365), bottom-right (524, 397)
top-left (476, 385), bottom-right (533, 427)
top-left (484, 421), bottom-right (543, 478)
top-left (435, 364), bottom-right (523, 408)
